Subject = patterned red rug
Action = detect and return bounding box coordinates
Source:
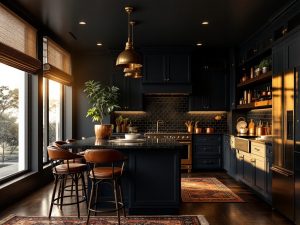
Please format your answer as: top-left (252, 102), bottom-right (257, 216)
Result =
top-left (181, 177), bottom-right (244, 203)
top-left (0, 215), bottom-right (209, 225)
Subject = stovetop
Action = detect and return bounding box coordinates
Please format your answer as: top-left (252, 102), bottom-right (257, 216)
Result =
top-left (144, 132), bottom-right (192, 141)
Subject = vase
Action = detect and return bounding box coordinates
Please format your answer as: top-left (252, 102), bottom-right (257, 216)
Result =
top-left (116, 125), bottom-right (121, 133)
top-left (94, 124), bottom-right (113, 139)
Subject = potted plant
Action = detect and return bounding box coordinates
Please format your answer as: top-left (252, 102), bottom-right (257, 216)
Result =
top-left (84, 80), bottom-right (119, 139)
top-left (259, 58), bottom-right (271, 74)
top-left (115, 115), bottom-right (123, 133)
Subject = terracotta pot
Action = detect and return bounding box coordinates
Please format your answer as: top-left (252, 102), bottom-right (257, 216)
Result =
top-left (94, 124), bottom-right (113, 139)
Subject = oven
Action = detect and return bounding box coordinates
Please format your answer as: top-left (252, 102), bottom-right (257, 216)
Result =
top-left (144, 133), bottom-right (192, 173)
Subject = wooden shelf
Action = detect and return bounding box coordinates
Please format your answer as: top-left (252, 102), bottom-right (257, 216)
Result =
top-left (236, 100), bottom-right (272, 110)
top-left (237, 71), bottom-right (272, 88)
top-left (239, 46), bottom-right (272, 66)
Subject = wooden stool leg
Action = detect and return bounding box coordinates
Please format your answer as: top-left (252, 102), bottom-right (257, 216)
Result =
top-left (49, 176), bottom-right (59, 218)
top-left (118, 179), bottom-right (126, 218)
top-left (87, 180), bottom-right (95, 225)
top-left (74, 173), bottom-right (80, 218)
top-left (81, 172), bottom-right (88, 208)
top-left (113, 179), bottom-right (121, 225)
top-left (60, 176), bottom-right (65, 210)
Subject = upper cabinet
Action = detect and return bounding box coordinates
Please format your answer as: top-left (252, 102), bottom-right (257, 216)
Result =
top-left (112, 69), bottom-right (143, 111)
top-left (142, 49), bottom-right (191, 84)
top-left (189, 49), bottom-right (229, 111)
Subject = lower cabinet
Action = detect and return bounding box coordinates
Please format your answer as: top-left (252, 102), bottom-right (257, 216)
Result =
top-left (193, 134), bottom-right (222, 170)
top-left (229, 138), bottom-right (272, 202)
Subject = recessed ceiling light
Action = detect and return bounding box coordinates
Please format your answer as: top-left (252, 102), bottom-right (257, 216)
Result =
top-left (196, 43), bottom-right (203, 46)
top-left (96, 42), bottom-right (103, 46)
top-left (201, 21), bottom-right (209, 25)
top-left (79, 21), bottom-right (87, 25)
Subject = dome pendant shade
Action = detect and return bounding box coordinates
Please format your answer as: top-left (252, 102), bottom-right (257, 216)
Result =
top-left (116, 44), bottom-right (142, 68)
top-left (115, 7), bottom-right (142, 72)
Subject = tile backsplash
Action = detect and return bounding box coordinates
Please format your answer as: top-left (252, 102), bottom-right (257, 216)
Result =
top-left (246, 108), bottom-right (272, 127)
top-left (112, 95), bottom-right (228, 133)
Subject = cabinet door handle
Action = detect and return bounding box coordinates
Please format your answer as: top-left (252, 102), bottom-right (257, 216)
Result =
top-left (254, 147), bottom-right (260, 151)
top-left (251, 159), bottom-right (256, 163)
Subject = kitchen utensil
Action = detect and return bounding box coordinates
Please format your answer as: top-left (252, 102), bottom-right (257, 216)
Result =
top-left (236, 117), bottom-right (247, 133)
top-left (185, 121), bottom-right (194, 133)
top-left (206, 127), bottom-right (214, 134)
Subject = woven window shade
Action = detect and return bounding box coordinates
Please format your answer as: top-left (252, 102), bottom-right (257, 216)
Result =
top-left (43, 37), bottom-right (73, 85)
top-left (0, 4), bottom-right (41, 73)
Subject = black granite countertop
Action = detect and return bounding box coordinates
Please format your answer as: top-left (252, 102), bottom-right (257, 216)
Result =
top-left (61, 136), bottom-right (185, 150)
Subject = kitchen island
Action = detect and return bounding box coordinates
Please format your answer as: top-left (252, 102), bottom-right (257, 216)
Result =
top-left (62, 137), bottom-right (185, 215)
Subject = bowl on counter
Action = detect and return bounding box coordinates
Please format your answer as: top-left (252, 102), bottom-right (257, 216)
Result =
top-left (125, 133), bottom-right (141, 140)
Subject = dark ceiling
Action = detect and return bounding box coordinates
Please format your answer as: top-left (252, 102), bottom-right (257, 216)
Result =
top-left (7, 0), bottom-right (294, 52)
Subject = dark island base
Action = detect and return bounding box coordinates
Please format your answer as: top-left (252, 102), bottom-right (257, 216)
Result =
top-left (128, 208), bottom-right (179, 215)
top-left (63, 137), bottom-right (184, 215)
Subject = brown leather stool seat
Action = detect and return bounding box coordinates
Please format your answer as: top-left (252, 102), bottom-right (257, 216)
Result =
top-left (84, 149), bottom-right (126, 225)
top-left (48, 146), bottom-right (87, 218)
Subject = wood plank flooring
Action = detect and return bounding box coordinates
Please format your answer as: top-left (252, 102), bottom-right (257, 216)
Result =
top-left (0, 171), bottom-right (294, 225)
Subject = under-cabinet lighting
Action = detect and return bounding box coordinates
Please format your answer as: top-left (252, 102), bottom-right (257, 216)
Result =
top-left (201, 21), bottom-right (209, 25)
top-left (187, 111), bottom-right (227, 114)
top-left (249, 108), bottom-right (272, 113)
top-left (196, 43), bottom-right (203, 46)
top-left (79, 21), bottom-right (87, 25)
top-left (114, 111), bottom-right (146, 114)
top-left (96, 42), bottom-right (103, 46)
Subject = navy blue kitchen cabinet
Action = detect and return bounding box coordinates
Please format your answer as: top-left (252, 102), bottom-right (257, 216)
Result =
top-left (112, 69), bottom-right (143, 110)
top-left (193, 134), bottom-right (222, 169)
top-left (189, 49), bottom-right (229, 111)
top-left (142, 50), bottom-right (191, 84)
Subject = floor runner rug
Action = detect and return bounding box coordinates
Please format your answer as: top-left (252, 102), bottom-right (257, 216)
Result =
top-left (181, 177), bottom-right (244, 202)
top-left (0, 215), bottom-right (209, 225)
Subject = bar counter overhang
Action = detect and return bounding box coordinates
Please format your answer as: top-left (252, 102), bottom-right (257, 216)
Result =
top-left (62, 137), bottom-right (185, 215)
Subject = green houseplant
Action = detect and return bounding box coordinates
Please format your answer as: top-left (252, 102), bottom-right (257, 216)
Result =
top-left (259, 58), bottom-right (271, 74)
top-left (84, 80), bottom-right (119, 139)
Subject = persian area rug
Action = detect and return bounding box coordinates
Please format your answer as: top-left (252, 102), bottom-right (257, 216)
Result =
top-left (181, 177), bottom-right (244, 203)
top-left (0, 215), bottom-right (209, 225)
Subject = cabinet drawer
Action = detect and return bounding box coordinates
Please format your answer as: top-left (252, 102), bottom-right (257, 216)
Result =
top-left (194, 144), bottom-right (221, 154)
top-left (193, 135), bottom-right (221, 144)
top-left (251, 142), bottom-right (266, 157)
top-left (195, 158), bottom-right (221, 169)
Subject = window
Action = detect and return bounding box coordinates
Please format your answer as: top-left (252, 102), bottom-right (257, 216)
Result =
top-left (0, 63), bottom-right (28, 180)
top-left (42, 37), bottom-right (72, 163)
top-left (43, 78), bottom-right (63, 163)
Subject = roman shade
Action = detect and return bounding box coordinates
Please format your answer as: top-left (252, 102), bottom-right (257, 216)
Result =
top-left (0, 3), bottom-right (41, 73)
top-left (43, 37), bottom-right (73, 85)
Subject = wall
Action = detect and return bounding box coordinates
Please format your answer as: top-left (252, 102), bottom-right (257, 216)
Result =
top-left (113, 95), bottom-right (228, 133)
top-left (72, 51), bottom-right (116, 139)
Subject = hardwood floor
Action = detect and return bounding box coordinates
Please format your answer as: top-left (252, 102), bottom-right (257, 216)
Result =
top-left (0, 171), bottom-right (294, 225)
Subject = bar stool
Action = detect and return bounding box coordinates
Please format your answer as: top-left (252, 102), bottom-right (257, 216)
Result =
top-left (48, 146), bottom-right (88, 218)
top-left (84, 149), bottom-right (126, 225)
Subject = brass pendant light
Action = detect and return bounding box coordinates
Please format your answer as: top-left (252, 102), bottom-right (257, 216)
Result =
top-left (122, 21), bottom-right (143, 78)
top-left (116, 7), bottom-right (142, 70)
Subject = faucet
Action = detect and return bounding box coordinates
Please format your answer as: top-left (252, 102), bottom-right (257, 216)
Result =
top-left (156, 120), bottom-right (164, 133)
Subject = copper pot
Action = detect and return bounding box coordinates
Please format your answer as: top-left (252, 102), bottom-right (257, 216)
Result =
top-left (187, 125), bottom-right (194, 133)
top-left (195, 127), bottom-right (202, 134)
top-left (206, 127), bottom-right (214, 134)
